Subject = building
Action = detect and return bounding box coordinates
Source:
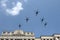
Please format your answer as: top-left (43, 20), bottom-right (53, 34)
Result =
top-left (0, 30), bottom-right (60, 40)
top-left (41, 34), bottom-right (60, 40)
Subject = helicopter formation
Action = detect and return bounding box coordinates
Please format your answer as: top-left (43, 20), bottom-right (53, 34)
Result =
top-left (18, 10), bottom-right (48, 29)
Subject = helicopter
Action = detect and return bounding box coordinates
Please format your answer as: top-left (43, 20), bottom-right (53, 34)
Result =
top-left (44, 22), bottom-right (47, 26)
top-left (18, 24), bottom-right (21, 29)
top-left (35, 10), bottom-right (40, 16)
top-left (41, 17), bottom-right (44, 22)
top-left (25, 17), bottom-right (29, 22)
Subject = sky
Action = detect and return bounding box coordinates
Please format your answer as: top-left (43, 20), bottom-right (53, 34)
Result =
top-left (0, 0), bottom-right (60, 37)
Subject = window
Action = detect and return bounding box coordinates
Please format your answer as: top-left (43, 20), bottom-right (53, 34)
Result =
top-left (50, 39), bottom-right (52, 40)
top-left (20, 39), bottom-right (22, 40)
top-left (1, 39), bottom-right (4, 40)
top-left (28, 39), bottom-right (30, 40)
top-left (10, 39), bottom-right (13, 40)
top-left (43, 39), bottom-right (45, 40)
top-left (8, 32), bottom-right (10, 33)
top-left (32, 39), bottom-right (34, 40)
top-left (6, 39), bottom-right (8, 40)
top-left (47, 39), bottom-right (49, 40)
top-left (27, 32), bottom-right (29, 34)
top-left (12, 32), bottom-right (14, 33)
top-left (3, 32), bottom-right (5, 33)
top-left (31, 32), bottom-right (33, 34)
top-left (57, 37), bottom-right (60, 39)
top-left (24, 39), bottom-right (26, 40)
top-left (15, 39), bottom-right (22, 40)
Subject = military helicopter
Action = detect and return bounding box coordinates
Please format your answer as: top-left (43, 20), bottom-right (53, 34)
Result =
top-left (35, 10), bottom-right (40, 16)
top-left (41, 17), bottom-right (44, 22)
top-left (25, 17), bottom-right (29, 22)
top-left (18, 24), bottom-right (21, 29)
top-left (44, 22), bottom-right (47, 26)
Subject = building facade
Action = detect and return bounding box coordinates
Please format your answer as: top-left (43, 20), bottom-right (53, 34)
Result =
top-left (0, 30), bottom-right (60, 40)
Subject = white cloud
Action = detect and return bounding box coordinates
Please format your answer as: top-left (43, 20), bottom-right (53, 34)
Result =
top-left (6, 2), bottom-right (23, 16)
top-left (0, 0), bottom-right (8, 7)
top-left (0, 0), bottom-right (24, 16)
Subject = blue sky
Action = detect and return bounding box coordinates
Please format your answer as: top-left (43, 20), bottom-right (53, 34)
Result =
top-left (0, 0), bottom-right (60, 37)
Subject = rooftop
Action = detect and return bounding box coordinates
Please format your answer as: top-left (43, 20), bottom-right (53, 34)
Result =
top-left (1, 30), bottom-right (34, 37)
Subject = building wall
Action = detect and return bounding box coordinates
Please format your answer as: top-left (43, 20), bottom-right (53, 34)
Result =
top-left (35, 38), bottom-right (41, 40)
top-left (1, 30), bottom-right (60, 40)
top-left (41, 36), bottom-right (54, 40)
top-left (0, 36), bottom-right (35, 40)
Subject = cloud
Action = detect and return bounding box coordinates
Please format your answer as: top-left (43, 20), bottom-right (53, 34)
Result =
top-left (0, 0), bottom-right (8, 7)
top-left (6, 2), bottom-right (23, 16)
top-left (0, 0), bottom-right (23, 16)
